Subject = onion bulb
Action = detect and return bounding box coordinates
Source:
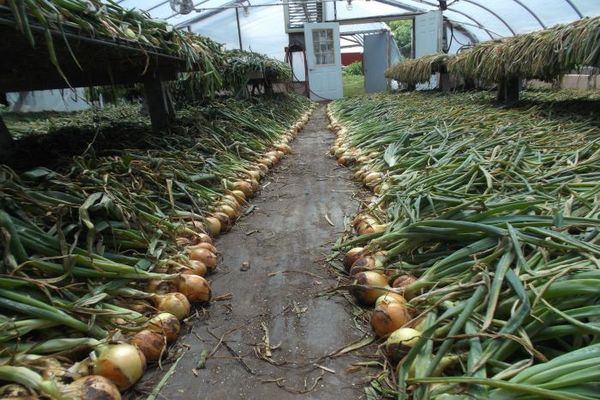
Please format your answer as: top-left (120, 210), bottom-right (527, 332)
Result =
top-left (194, 233), bottom-right (213, 245)
top-left (177, 274), bottom-right (211, 303)
top-left (130, 330), bottom-right (166, 362)
top-left (246, 169), bottom-right (262, 181)
top-left (63, 376), bottom-right (121, 400)
top-left (256, 163), bottom-right (269, 174)
top-left (188, 248), bottom-right (217, 271)
top-left (371, 301), bottom-right (411, 337)
top-left (93, 344), bottom-right (146, 390)
top-left (392, 274), bottom-right (418, 300)
top-left (218, 204), bottom-right (238, 219)
top-left (0, 384), bottom-right (32, 398)
top-left (146, 280), bottom-right (176, 294)
top-left (232, 180), bottom-right (253, 197)
top-left (350, 271), bottom-right (389, 305)
top-left (349, 253), bottom-right (385, 276)
top-left (276, 143), bottom-right (291, 154)
top-left (188, 242), bottom-right (217, 254)
top-left (212, 212), bottom-right (231, 232)
top-left (364, 172), bottom-right (383, 187)
top-left (230, 190), bottom-right (246, 203)
top-left (247, 178), bottom-right (260, 192)
top-left (148, 313), bottom-right (180, 343)
top-left (337, 156), bottom-right (353, 166)
top-left (153, 293), bottom-right (191, 320)
top-left (375, 292), bottom-right (407, 307)
top-left (343, 247), bottom-right (364, 271)
top-left (185, 260), bottom-right (208, 276)
top-left (384, 327), bottom-right (421, 361)
top-left (204, 217), bottom-right (221, 237)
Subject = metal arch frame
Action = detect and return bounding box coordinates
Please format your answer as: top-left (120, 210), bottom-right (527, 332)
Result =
top-left (139, 0), bottom-right (588, 39)
top-left (393, 0), bottom-right (498, 39)
top-left (456, 0), bottom-right (515, 35)
top-left (564, 0), bottom-right (583, 18)
top-left (511, 0), bottom-right (545, 29)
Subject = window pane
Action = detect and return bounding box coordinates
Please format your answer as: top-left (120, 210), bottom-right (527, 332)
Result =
top-left (312, 29), bottom-right (334, 65)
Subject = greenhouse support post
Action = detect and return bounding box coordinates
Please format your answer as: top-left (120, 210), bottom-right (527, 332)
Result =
top-left (143, 77), bottom-right (176, 131)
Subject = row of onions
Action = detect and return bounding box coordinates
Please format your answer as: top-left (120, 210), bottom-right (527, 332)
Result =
top-left (0, 94), bottom-right (314, 399)
top-left (386, 16), bottom-right (600, 86)
top-left (327, 90), bottom-right (600, 399)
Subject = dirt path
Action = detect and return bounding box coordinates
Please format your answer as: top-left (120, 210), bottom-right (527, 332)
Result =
top-left (144, 105), bottom-right (367, 399)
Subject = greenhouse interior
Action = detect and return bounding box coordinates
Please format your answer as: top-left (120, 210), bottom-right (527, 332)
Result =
top-left (0, 0), bottom-right (599, 399)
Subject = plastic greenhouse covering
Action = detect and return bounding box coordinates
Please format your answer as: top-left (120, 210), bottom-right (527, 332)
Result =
top-left (112, 0), bottom-right (600, 61)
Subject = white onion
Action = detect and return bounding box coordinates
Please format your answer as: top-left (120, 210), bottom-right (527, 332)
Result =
top-left (93, 344), bottom-right (146, 390)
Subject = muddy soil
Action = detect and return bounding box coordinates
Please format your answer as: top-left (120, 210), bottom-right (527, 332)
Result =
top-left (138, 105), bottom-right (370, 399)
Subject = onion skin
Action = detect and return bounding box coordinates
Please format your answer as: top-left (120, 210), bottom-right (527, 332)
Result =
top-left (177, 274), bottom-right (212, 303)
top-left (218, 204), bottom-right (238, 219)
top-left (351, 271), bottom-right (389, 305)
top-left (188, 248), bottom-right (218, 271)
top-left (188, 260), bottom-right (208, 276)
top-left (64, 375), bottom-right (121, 400)
top-left (0, 384), bottom-right (32, 397)
top-left (192, 233), bottom-right (213, 245)
top-left (230, 190), bottom-right (246, 203)
top-left (204, 217), bottom-right (221, 237)
top-left (148, 313), bottom-right (181, 343)
top-left (392, 275), bottom-right (418, 300)
top-left (131, 330), bottom-right (166, 362)
top-left (93, 344), bottom-right (146, 391)
top-left (371, 301), bottom-right (411, 337)
top-left (375, 292), bottom-right (407, 307)
top-left (233, 180), bottom-right (253, 197)
top-left (385, 328), bottom-right (421, 362)
top-left (188, 242), bottom-right (217, 253)
top-left (213, 212), bottom-right (231, 232)
top-left (146, 280), bottom-right (176, 294)
top-left (343, 247), bottom-right (364, 271)
top-left (153, 293), bottom-right (191, 320)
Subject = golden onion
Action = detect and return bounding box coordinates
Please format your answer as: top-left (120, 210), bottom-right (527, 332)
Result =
top-left (392, 274), bottom-right (418, 300)
top-left (375, 292), bottom-right (407, 307)
top-left (384, 327), bottom-right (421, 362)
top-left (230, 190), bottom-right (246, 203)
top-left (153, 293), bottom-right (191, 320)
top-left (204, 217), bottom-right (221, 237)
top-left (146, 280), bottom-right (176, 294)
top-left (371, 301), bottom-right (411, 337)
top-left (148, 313), bottom-right (180, 343)
top-left (232, 180), bottom-right (253, 197)
top-left (343, 247), bottom-right (364, 271)
top-left (177, 274), bottom-right (211, 303)
top-left (93, 344), bottom-right (146, 391)
top-left (130, 330), bottom-right (166, 363)
top-left (188, 242), bottom-right (217, 254)
top-left (63, 376), bottom-right (121, 400)
top-left (189, 248), bottom-right (218, 271)
top-left (351, 271), bottom-right (389, 305)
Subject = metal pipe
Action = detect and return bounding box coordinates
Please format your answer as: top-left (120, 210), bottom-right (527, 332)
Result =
top-left (457, 0), bottom-right (515, 35)
top-left (511, 0), bottom-right (546, 29)
top-left (235, 7), bottom-right (243, 50)
top-left (564, 0), bottom-right (583, 18)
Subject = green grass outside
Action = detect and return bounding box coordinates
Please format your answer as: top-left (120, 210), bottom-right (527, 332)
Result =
top-left (343, 74), bottom-right (365, 97)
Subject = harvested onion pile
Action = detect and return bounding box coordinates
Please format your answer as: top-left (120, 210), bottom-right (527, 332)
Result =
top-left (0, 95), bottom-right (315, 397)
top-left (328, 90), bottom-right (600, 399)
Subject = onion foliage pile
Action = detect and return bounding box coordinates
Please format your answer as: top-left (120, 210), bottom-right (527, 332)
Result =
top-left (0, 94), bottom-right (313, 398)
top-left (328, 90), bottom-right (600, 400)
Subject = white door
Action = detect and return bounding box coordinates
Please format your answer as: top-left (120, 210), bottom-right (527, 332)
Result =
top-left (304, 22), bottom-right (343, 100)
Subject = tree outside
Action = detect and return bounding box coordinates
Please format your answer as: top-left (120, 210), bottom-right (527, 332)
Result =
top-left (388, 20), bottom-right (413, 59)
